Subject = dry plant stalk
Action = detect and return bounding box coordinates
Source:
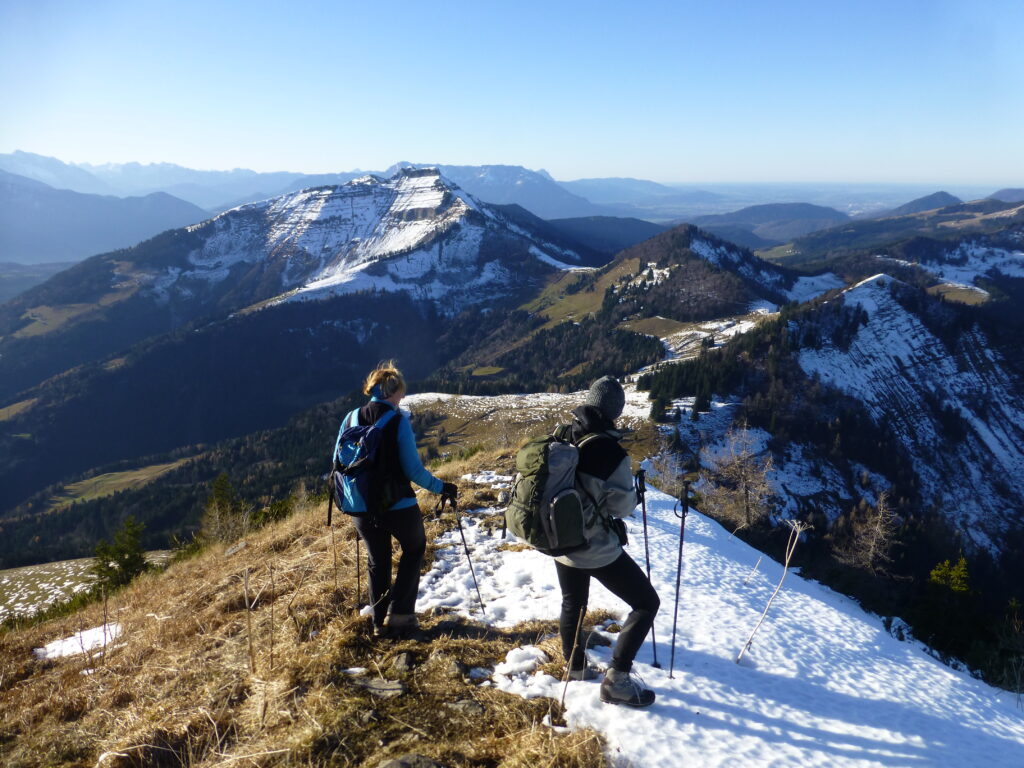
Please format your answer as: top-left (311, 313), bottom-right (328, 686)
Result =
top-left (743, 556), bottom-right (763, 586)
top-left (736, 520), bottom-right (811, 664)
top-left (330, 524), bottom-right (339, 592)
top-left (286, 565), bottom-right (311, 635)
top-left (102, 587), bottom-right (109, 665)
top-left (269, 565), bottom-right (275, 672)
top-left (560, 607), bottom-right (587, 707)
top-left (244, 568), bottom-right (256, 674)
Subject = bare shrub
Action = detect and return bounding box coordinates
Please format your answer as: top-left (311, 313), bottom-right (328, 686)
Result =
top-left (699, 421), bottom-right (774, 533)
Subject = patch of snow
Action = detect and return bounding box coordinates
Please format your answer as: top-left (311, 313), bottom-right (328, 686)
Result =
top-left (529, 245), bottom-right (587, 271)
top-left (461, 471), bottom-right (514, 489)
top-left (33, 623), bottom-right (122, 659)
top-left (787, 272), bottom-right (845, 303)
top-left (875, 242), bottom-right (1024, 286)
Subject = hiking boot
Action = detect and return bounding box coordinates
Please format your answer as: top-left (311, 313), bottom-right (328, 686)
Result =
top-left (566, 664), bottom-right (602, 681)
top-left (600, 668), bottom-right (655, 707)
top-left (385, 613), bottom-right (419, 633)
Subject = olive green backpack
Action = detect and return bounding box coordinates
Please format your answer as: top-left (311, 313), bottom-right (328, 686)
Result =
top-left (504, 426), bottom-right (602, 556)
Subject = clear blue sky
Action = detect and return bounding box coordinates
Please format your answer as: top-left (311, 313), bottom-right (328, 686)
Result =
top-left (1, 0), bottom-right (1021, 184)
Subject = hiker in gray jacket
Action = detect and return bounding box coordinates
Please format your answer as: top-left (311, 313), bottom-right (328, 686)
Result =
top-left (557, 376), bottom-right (660, 707)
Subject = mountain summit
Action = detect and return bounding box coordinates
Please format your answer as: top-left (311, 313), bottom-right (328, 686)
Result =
top-left (141, 167), bottom-right (588, 311)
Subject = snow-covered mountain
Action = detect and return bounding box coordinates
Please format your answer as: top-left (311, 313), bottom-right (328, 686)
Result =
top-left (797, 274), bottom-right (1024, 552)
top-left (613, 224), bottom-right (844, 313)
top-left (138, 167), bottom-right (587, 311)
top-left (685, 233), bottom-right (844, 304)
top-left (0, 167), bottom-right (595, 408)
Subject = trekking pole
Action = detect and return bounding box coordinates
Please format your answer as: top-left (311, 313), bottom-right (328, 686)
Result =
top-left (440, 494), bottom-right (486, 616)
top-left (634, 469), bottom-right (661, 668)
top-left (355, 535), bottom-right (363, 614)
top-left (669, 480), bottom-right (689, 679)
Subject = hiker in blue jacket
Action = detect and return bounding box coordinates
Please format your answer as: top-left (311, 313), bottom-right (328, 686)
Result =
top-left (335, 361), bottom-right (457, 636)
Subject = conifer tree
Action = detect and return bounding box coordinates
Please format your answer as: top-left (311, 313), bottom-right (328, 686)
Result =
top-left (91, 515), bottom-right (148, 591)
top-left (201, 472), bottom-right (250, 543)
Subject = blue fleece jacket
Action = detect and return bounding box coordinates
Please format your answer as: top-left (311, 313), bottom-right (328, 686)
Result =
top-left (334, 397), bottom-right (443, 512)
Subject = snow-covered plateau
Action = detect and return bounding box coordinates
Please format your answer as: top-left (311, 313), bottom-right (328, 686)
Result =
top-left (420, 478), bottom-right (1024, 767)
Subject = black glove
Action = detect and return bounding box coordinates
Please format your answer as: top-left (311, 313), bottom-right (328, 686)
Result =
top-left (441, 482), bottom-right (459, 500)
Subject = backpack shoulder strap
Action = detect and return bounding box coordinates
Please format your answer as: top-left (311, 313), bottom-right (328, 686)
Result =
top-left (333, 408), bottom-right (361, 462)
top-left (373, 408), bottom-right (399, 429)
top-left (550, 423), bottom-right (573, 442)
top-left (576, 432), bottom-right (609, 449)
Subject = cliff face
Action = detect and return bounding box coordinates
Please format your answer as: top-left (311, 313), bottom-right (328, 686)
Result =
top-left (798, 274), bottom-right (1024, 551)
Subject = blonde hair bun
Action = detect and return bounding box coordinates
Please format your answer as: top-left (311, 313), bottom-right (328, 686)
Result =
top-left (363, 360), bottom-right (406, 399)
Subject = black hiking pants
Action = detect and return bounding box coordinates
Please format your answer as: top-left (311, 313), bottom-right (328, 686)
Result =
top-left (555, 551), bottom-right (660, 672)
top-left (352, 505), bottom-right (426, 627)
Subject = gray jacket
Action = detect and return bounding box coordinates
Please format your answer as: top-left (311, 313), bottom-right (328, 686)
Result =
top-left (555, 406), bottom-right (637, 569)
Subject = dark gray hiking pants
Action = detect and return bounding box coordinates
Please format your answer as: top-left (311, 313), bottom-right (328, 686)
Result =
top-left (352, 505), bottom-right (426, 627)
top-left (556, 551), bottom-right (660, 672)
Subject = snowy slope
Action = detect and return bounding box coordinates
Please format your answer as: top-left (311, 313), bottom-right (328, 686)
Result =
top-left (141, 167), bottom-right (585, 312)
top-left (419, 479), bottom-right (1024, 767)
top-left (798, 275), bottom-right (1024, 551)
top-left (875, 236), bottom-right (1024, 296)
top-left (688, 234), bottom-right (843, 305)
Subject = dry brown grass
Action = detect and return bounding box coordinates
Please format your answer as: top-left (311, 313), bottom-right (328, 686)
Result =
top-left (0, 471), bottom-right (610, 768)
top-left (0, 398), bottom-right (38, 422)
top-left (926, 283), bottom-right (990, 306)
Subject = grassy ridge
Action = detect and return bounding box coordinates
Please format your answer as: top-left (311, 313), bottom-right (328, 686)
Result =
top-left (47, 458), bottom-right (193, 511)
top-left (0, 398), bottom-right (37, 422)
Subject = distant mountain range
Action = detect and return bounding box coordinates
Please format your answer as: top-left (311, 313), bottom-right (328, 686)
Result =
top-left (0, 170), bottom-right (207, 264)
top-left (13, 150), bottom-right (1014, 232)
top-left (768, 197), bottom-right (1024, 268)
top-left (990, 188), bottom-right (1024, 203)
top-left (544, 216), bottom-right (668, 255)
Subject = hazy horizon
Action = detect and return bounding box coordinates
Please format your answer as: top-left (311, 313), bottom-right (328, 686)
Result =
top-left (0, 150), bottom-right (1016, 196)
top-left (2, 1), bottom-right (1022, 186)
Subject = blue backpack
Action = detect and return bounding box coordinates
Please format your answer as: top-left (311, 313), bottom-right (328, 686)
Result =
top-left (327, 408), bottom-right (399, 524)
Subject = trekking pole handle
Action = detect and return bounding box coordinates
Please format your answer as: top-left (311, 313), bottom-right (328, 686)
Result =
top-left (634, 468), bottom-right (646, 498)
top-left (674, 480), bottom-right (690, 519)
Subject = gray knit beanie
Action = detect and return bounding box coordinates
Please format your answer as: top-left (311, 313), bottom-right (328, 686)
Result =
top-left (585, 376), bottom-right (625, 421)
